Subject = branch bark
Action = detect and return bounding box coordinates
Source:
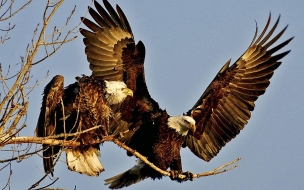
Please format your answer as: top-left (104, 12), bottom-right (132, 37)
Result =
top-left (1, 132), bottom-right (240, 181)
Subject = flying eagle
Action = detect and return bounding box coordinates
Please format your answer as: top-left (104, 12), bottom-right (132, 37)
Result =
top-left (36, 75), bottom-right (133, 176)
top-left (79, 0), bottom-right (292, 188)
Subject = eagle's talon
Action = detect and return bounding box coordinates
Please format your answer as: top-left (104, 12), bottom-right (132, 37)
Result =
top-left (169, 170), bottom-right (194, 182)
top-left (182, 171), bottom-right (194, 181)
top-left (169, 170), bottom-right (179, 180)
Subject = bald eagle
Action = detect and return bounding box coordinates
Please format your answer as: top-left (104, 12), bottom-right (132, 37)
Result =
top-left (79, 0), bottom-right (292, 188)
top-left (36, 75), bottom-right (133, 176)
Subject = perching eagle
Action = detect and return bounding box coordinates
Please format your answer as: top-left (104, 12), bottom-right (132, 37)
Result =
top-left (36, 75), bottom-right (133, 176)
top-left (79, 0), bottom-right (293, 188)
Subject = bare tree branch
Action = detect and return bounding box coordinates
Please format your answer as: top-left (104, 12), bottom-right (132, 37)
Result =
top-left (0, 0), bottom-right (80, 188)
top-left (0, 22), bottom-right (15, 45)
top-left (111, 138), bottom-right (240, 180)
top-left (0, 0), bottom-right (33, 21)
top-left (2, 130), bottom-right (240, 182)
top-left (28, 174), bottom-right (59, 190)
top-left (31, 3), bottom-right (78, 65)
top-left (0, 148), bottom-right (42, 163)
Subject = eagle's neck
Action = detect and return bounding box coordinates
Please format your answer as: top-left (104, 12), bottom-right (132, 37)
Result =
top-left (167, 116), bottom-right (196, 136)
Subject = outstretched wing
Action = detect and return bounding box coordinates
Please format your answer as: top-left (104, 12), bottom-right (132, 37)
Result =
top-left (81, 0), bottom-right (137, 84)
top-left (186, 14), bottom-right (293, 162)
top-left (36, 75), bottom-right (64, 176)
top-left (80, 0), bottom-right (159, 141)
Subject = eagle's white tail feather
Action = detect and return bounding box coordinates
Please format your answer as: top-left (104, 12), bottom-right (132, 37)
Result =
top-left (66, 147), bottom-right (104, 176)
top-left (105, 159), bottom-right (148, 189)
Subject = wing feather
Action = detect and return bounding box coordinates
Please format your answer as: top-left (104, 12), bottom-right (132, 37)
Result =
top-left (187, 14), bottom-right (293, 161)
top-left (81, 1), bottom-right (134, 80)
top-left (36, 75), bottom-right (64, 176)
top-left (102, 0), bottom-right (124, 29)
top-left (81, 0), bottom-right (159, 144)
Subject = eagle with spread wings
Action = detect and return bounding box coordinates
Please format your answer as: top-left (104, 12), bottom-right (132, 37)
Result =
top-left (42, 0), bottom-right (291, 188)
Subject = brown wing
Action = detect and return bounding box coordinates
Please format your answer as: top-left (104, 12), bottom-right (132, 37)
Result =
top-left (80, 0), bottom-right (159, 142)
top-left (186, 14), bottom-right (293, 162)
top-left (81, 0), bottom-right (133, 81)
top-left (36, 75), bottom-right (64, 176)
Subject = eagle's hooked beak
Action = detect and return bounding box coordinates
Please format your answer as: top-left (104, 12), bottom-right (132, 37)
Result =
top-left (123, 88), bottom-right (133, 97)
top-left (189, 122), bottom-right (196, 135)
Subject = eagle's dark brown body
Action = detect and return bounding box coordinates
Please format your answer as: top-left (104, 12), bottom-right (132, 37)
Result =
top-left (150, 112), bottom-right (187, 177)
top-left (36, 75), bottom-right (112, 176)
top-left (78, 0), bottom-right (293, 188)
top-left (62, 75), bottom-right (111, 143)
top-left (127, 111), bottom-right (187, 179)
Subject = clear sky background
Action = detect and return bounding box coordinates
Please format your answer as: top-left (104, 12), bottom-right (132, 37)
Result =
top-left (0, 0), bottom-right (303, 189)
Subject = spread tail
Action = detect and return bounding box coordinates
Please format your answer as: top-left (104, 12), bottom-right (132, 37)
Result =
top-left (105, 159), bottom-right (148, 189)
top-left (66, 146), bottom-right (104, 176)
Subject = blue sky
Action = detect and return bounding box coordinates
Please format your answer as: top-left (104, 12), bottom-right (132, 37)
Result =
top-left (0, 0), bottom-right (303, 189)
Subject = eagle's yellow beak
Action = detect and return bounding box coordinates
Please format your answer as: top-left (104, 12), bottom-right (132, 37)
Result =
top-left (190, 123), bottom-right (196, 134)
top-left (123, 88), bottom-right (133, 97)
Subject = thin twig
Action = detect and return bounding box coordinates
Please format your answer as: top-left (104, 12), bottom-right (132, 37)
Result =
top-left (0, 148), bottom-right (42, 163)
top-left (0, 0), bottom-right (33, 21)
top-left (28, 174), bottom-right (59, 190)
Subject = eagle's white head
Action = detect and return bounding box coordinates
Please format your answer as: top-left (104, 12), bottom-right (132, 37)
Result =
top-left (167, 116), bottom-right (196, 136)
top-left (104, 80), bottom-right (133, 105)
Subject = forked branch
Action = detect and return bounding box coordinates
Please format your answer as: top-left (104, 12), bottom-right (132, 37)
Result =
top-left (1, 130), bottom-right (240, 181)
top-left (111, 138), bottom-right (240, 180)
